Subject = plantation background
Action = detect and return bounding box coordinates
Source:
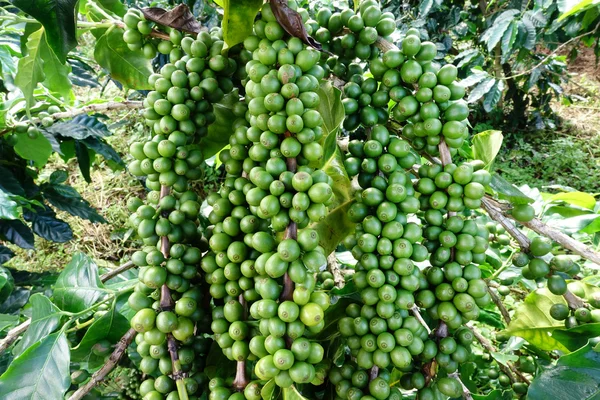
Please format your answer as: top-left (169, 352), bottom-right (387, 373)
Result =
top-left (1, 0), bottom-right (600, 399)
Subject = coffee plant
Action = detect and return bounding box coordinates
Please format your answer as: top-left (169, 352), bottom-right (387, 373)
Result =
top-left (1, 1), bottom-right (600, 400)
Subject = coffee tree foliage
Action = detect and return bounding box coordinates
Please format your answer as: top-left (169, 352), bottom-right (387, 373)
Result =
top-left (0, 1), bottom-right (600, 400)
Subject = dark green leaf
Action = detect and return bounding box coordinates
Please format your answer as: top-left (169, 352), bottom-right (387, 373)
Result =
top-left (489, 173), bottom-right (534, 204)
top-left (520, 19), bottom-right (537, 50)
top-left (478, 309), bottom-right (505, 329)
top-left (528, 342), bottom-right (600, 400)
top-left (94, 28), bottom-right (153, 90)
top-left (0, 288), bottom-right (30, 314)
top-left (200, 90), bottom-right (240, 159)
top-left (71, 308), bottom-right (129, 368)
top-left (49, 170), bottom-right (68, 185)
top-left (13, 294), bottom-right (63, 355)
top-left (23, 206), bottom-right (72, 243)
top-left (481, 10), bottom-right (518, 52)
top-left (0, 45), bottom-right (16, 76)
top-left (82, 137), bottom-right (124, 167)
top-left (75, 140), bottom-right (92, 183)
top-left (472, 130), bottom-right (504, 168)
top-left (0, 267), bottom-right (14, 304)
top-left (0, 246), bottom-right (15, 265)
top-left (501, 22), bottom-right (517, 63)
top-left (13, 131), bottom-right (53, 167)
top-left (0, 191), bottom-right (20, 220)
top-left (45, 114), bottom-right (111, 140)
top-left (0, 167), bottom-right (25, 196)
top-left (53, 252), bottom-right (106, 313)
top-left (310, 198), bottom-right (355, 255)
top-left (10, 0), bottom-right (78, 62)
top-left (0, 332), bottom-right (70, 399)
top-left (0, 220), bottom-right (34, 249)
top-left (43, 185), bottom-right (106, 223)
top-left (552, 323), bottom-right (600, 352)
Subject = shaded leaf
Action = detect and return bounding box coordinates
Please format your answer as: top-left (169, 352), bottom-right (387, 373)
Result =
top-left (82, 137), bottom-right (124, 167)
top-left (489, 173), bottom-right (534, 204)
top-left (552, 323), bottom-right (600, 352)
top-left (10, 0), bottom-right (78, 62)
top-left (23, 205), bottom-right (72, 243)
top-left (271, 0), bottom-right (322, 50)
top-left (43, 185), bottom-right (106, 223)
top-left (200, 90), bottom-right (239, 159)
top-left (0, 314), bottom-right (19, 332)
top-left (94, 28), bottom-right (153, 90)
top-left (45, 114), bottom-right (111, 140)
top-left (0, 332), bottom-right (70, 400)
top-left (53, 253), bottom-right (106, 313)
top-left (483, 79), bottom-right (505, 112)
top-left (142, 5), bottom-right (202, 33)
top-left (13, 294), bottom-right (63, 356)
top-left (528, 342), bottom-right (600, 400)
top-left (49, 170), bottom-right (68, 185)
top-left (521, 18), bottom-right (537, 50)
top-left (75, 140), bottom-right (92, 183)
top-left (0, 246), bottom-right (15, 265)
top-left (311, 198), bottom-right (355, 255)
top-left (0, 220), bottom-right (34, 249)
top-left (501, 22), bottom-right (517, 63)
top-left (0, 288), bottom-right (30, 314)
top-left (316, 81), bottom-right (344, 138)
top-left (481, 11), bottom-right (517, 52)
top-left (0, 167), bottom-right (25, 196)
top-left (467, 77), bottom-right (495, 103)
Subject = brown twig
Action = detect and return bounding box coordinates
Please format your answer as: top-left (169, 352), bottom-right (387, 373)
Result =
top-left (448, 372), bottom-right (474, 400)
top-left (326, 253), bottom-right (346, 289)
top-left (487, 285), bottom-right (511, 325)
top-left (467, 325), bottom-right (530, 384)
top-left (99, 261), bottom-right (134, 282)
top-left (68, 328), bottom-right (137, 400)
top-left (410, 305), bottom-right (432, 335)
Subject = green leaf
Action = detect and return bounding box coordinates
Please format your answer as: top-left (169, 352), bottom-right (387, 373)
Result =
top-left (0, 220), bottom-right (35, 249)
top-left (310, 198), bottom-right (355, 255)
top-left (558, 0), bottom-right (599, 20)
top-left (528, 342), bottom-right (600, 400)
top-left (13, 294), bottom-right (63, 356)
top-left (503, 288), bottom-right (575, 353)
top-left (316, 81), bottom-right (345, 138)
top-left (0, 167), bottom-right (25, 196)
top-left (481, 10), bottom-right (518, 52)
top-left (552, 323), bottom-right (600, 352)
top-left (483, 80), bottom-right (505, 112)
top-left (501, 22), bottom-right (517, 63)
top-left (490, 351), bottom-right (519, 366)
top-left (0, 267), bottom-right (14, 303)
top-left (472, 130), bottom-right (503, 169)
top-left (218, 0), bottom-right (263, 49)
top-left (282, 385), bottom-right (309, 400)
top-left (0, 191), bottom-right (20, 220)
top-left (200, 90), bottom-right (240, 159)
top-left (75, 140), bottom-right (92, 183)
top-left (53, 253), bottom-right (105, 313)
top-left (23, 206), bottom-right (72, 243)
top-left (13, 131), bottom-right (53, 168)
top-left (0, 314), bottom-right (19, 332)
top-left (11, 0), bottom-right (78, 62)
top-left (0, 45), bottom-right (16, 76)
top-left (71, 308), bottom-right (129, 369)
top-left (14, 28), bottom-right (72, 111)
top-left (261, 379), bottom-right (279, 400)
top-left (42, 185), bottom-right (106, 223)
top-left (0, 332), bottom-right (70, 400)
top-left (94, 28), bottom-right (153, 90)
top-left (467, 77), bottom-right (495, 103)
top-left (472, 389), bottom-right (513, 400)
top-left (549, 192), bottom-right (596, 210)
top-left (489, 173), bottom-right (534, 204)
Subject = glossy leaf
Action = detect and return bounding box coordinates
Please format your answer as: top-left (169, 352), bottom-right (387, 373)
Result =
top-left (0, 268), bottom-right (14, 305)
top-left (483, 80), bottom-right (505, 112)
top-left (0, 220), bottom-right (34, 249)
top-left (467, 77), bottom-right (495, 103)
top-left (310, 198), bottom-right (355, 255)
top-left (75, 140), bottom-right (92, 183)
top-left (0, 314), bottom-right (18, 332)
top-left (45, 114), bottom-right (111, 139)
top-left (11, 0), bottom-right (78, 62)
top-left (217, 0), bottom-right (263, 48)
top-left (552, 323), bottom-right (600, 352)
top-left (0, 191), bottom-right (19, 220)
top-left (23, 206), bottom-right (72, 243)
top-left (200, 91), bottom-right (239, 159)
top-left (53, 252), bottom-right (106, 313)
top-left (501, 22), bottom-right (517, 63)
top-left (0, 246), bottom-right (15, 265)
top-left (528, 342), bottom-right (600, 400)
top-left (261, 379), bottom-right (279, 400)
top-left (481, 10), bottom-right (518, 52)
top-left (0, 167), bottom-right (25, 196)
top-left (94, 28), bottom-right (153, 90)
top-left (0, 332), bottom-right (70, 399)
top-left (472, 130), bottom-right (503, 169)
top-left (489, 173), bottom-right (534, 204)
top-left (42, 184), bottom-right (106, 223)
top-left (282, 385), bottom-right (309, 400)
top-left (13, 294), bottom-right (63, 356)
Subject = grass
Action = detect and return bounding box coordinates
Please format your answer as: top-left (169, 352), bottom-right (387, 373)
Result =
top-left (493, 72), bottom-right (600, 193)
